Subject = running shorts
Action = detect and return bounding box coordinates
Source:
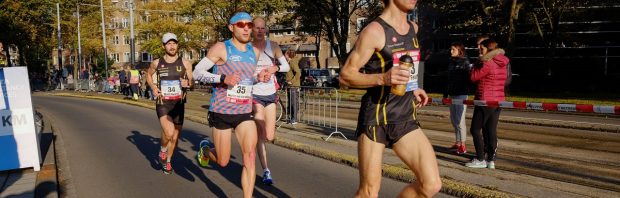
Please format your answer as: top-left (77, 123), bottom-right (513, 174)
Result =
top-left (208, 111), bottom-right (254, 130)
top-left (355, 120), bottom-right (421, 147)
top-left (252, 94), bottom-right (277, 107)
top-left (156, 101), bottom-right (185, 125)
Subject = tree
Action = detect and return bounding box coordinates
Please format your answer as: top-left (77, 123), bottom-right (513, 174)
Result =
top-left (0, 0), bottom-right (57, 70)
top-left (293, 0), bottom-right (377, 67)
top-left (137, 0), bottom-right (291, 59)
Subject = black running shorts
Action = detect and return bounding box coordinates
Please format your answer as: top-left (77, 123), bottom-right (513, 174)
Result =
top-left (252, 94), bottom-right (277, 107)
top-left (356, 120), bottom-right (420, 147)
top-left (156, 101), bottom-right (185, 125)
top-left (207, 111), bottom-right (254, 130)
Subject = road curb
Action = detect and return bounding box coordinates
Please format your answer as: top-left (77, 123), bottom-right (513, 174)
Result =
top-left (47, 115), bottom-right (78, 197)
top-left (48, 92), bottom-right (523, 198)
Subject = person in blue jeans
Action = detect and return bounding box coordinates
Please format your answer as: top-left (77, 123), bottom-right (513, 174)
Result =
top-left (444, 42), bottom-right (471, 154)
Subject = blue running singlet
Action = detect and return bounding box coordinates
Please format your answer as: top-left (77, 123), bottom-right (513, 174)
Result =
top-left (209, 39), bottom-right (257, 114)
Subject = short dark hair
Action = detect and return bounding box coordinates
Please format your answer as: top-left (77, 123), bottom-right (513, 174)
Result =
top-left (477, 35), bottom-right (490, 44)
top-left (451, 42), bottom-right (466, 58)
top-left (382, 0), bottom-right (389, 5)
top-left (480, 38), bottom-right (498, 50)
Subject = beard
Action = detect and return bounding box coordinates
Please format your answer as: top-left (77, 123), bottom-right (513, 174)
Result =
top-left (165, 49), bottom-right (177, 57)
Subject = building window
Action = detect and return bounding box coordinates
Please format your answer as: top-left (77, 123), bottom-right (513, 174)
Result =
top-left (284, 30), bottom-right (294, 36)
top-left (200, 49), bottom-right (207, 59)
top-left (302, 52), bottom-right (316, 57)
top-left (357, 17), bottom-right (368, 33)
top-left (122, 18), bottom-right (128, 29)
top-left (141, 14), bottom-right (150, 23)
top-left (141, 52), bottom-right (152, 62)
top-left (124, 52), bottom-right (130, 62)
top-left (113, 36), bottom-right (120, 45)
top-left (273, 31), bottom-right (283, 37)
top-left (110, 53), bottom-right (119, 62)
top-left (124, 35), bottom-right (130, 45)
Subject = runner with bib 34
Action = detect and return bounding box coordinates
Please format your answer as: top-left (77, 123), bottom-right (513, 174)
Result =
top-left (146, 32), bottom-right (193, 175)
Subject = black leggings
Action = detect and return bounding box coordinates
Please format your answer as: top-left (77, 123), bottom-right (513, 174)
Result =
top-left (470, 106), bottom-right (501, 161)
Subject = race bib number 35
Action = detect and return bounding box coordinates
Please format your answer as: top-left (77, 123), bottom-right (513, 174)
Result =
top-left (392, 50), bottom-right (420, 92)
top-left (161, 80), bottom-right (182, 100)
top-left (226, 79), bottom-right (253, 104)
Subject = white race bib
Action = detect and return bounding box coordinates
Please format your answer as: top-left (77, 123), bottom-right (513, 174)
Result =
top-left (226, 79), bottom-right (253, 104)
top-left (161, 80), bottom-right (182, 100)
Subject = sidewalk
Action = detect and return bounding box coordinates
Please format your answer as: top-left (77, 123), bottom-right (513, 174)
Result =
top-left (0, 112), bottom-right (58, 198)
top-left (272, 123), bottom-right (613, 198)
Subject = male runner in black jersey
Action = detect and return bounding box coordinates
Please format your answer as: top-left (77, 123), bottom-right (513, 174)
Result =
top-left (146, 32), bottom-right (193, 174)
top-left (340, 0), bottom-right (442, 197)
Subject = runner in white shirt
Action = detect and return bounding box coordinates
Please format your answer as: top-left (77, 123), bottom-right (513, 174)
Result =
top-left (251, 17), bottom-right (290, 185)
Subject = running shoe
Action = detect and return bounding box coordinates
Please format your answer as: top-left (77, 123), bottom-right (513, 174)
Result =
top-left (163, 162), bottom-right (173, 174)
top-left (487, 161), bottom-right (495, 169)
top-left (465, 159), bottom-right (487, 168)
top-left (197, 139), bottom-right (214, 167)
top-left (456, 145), bottom-right (467, 154)
top-left (159, 150), bottom-right (167, 164)
top-left (262, 170), bottom-right (273, 185)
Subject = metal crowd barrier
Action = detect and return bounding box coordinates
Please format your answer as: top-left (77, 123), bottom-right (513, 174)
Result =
top-left (73, 79), bottom-right (98, 92)
top-left (284, 86), bottom-right (346, 141)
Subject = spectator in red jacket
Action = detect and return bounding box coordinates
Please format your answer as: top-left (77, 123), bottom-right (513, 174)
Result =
top-left (466, 38), bottom-right (509, 169)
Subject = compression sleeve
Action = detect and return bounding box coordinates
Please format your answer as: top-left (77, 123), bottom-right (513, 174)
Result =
top-left (277, 55), bottom-right (290, 72)
top-left (193, 57), bottom-right (222, 83)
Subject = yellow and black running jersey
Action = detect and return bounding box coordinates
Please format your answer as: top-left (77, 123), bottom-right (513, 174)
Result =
top-left (359, 17), bottom-right (421, 125)
top-left (156, 57), bottom-right (187, 104)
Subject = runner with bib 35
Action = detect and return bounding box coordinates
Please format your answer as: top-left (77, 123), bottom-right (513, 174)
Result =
top-left (193, 12), bottom-right (268, 198)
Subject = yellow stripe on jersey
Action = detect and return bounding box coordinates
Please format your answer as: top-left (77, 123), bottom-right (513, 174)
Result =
top-left (375, 51), bottom-right (386, 125)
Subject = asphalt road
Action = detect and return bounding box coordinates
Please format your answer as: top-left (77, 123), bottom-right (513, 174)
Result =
top-left (33, 96), bottom-right (451, 198)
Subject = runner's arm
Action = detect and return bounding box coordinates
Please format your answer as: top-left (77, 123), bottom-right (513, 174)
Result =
top-left (182, 59), bottom-right (194, 87)
top-left (271, 41), bottom-right (290, 73)
top-left (193, 42), bottom-right (225, 84)
top-left (340, 22), bottom-right (392, 88)
top-left (146, 60), bottom-right (158, 90)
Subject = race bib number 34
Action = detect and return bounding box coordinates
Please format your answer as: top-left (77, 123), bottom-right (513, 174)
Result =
top-left (392, 50), bottom-right (420, 92)
top-left (226, 79), bottom-right (253, 104)
top-left (161, 80), bottom-right (182, 100)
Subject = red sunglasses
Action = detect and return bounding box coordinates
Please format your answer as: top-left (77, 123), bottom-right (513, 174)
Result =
top-left (233, 22), bottom-right (254, 29)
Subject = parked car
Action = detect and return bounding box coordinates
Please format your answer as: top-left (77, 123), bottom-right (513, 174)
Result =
top-left (302, 69), bottom-right (338, 87)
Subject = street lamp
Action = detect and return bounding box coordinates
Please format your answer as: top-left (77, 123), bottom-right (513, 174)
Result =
top-left (129, 0), bottom-right (136, 69)
top-left (77, 2), bottom-right (109, 80)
